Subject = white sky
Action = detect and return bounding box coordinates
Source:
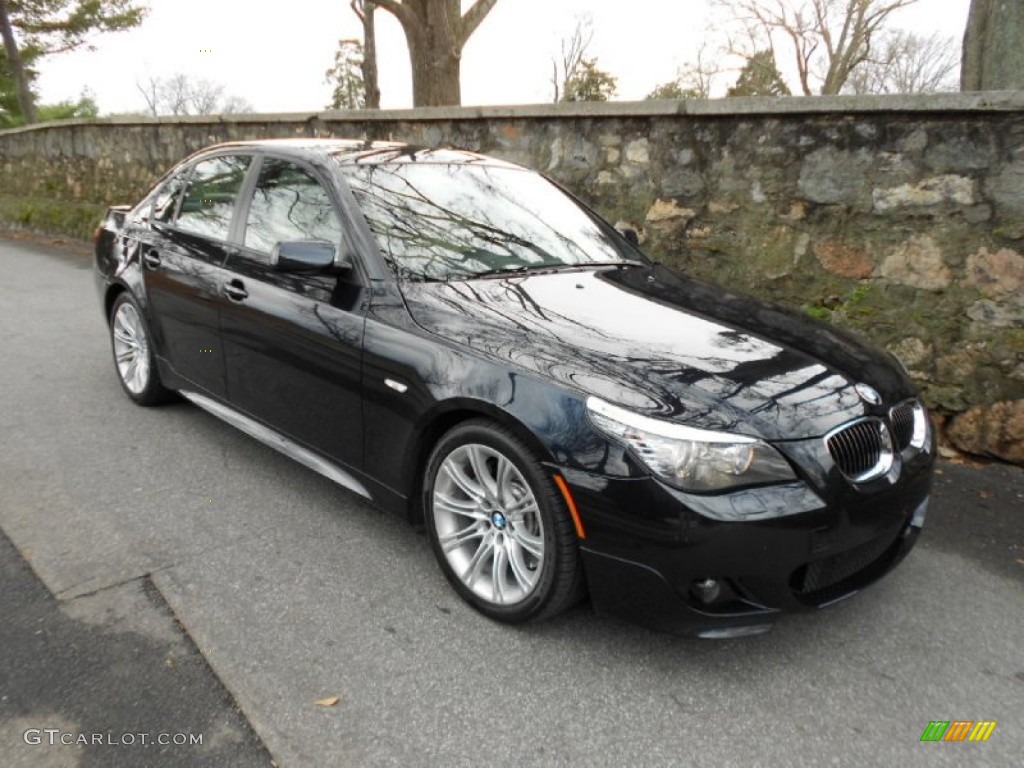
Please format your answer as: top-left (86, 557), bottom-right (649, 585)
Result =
top-left (35, 0), bottom-right (972, 115)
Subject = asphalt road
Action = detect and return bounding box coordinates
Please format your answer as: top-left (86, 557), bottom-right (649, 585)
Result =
top-left (0, 527), bottom-right (272, 768)
top-left (1, 236), bottom-right (1022, 767)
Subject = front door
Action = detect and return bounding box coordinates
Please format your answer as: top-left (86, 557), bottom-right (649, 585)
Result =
top-left (220, 156), bottom-right (366, 469)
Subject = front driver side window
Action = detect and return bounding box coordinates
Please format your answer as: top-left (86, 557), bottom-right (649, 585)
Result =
top-left (152, 174), bottom-right (187, 224)
top-left (176, 155), bottom-right (251, 240)
top-left (244, 158), bottom-right (343, 255)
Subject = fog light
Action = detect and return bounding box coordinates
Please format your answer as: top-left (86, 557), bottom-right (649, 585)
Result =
top-left (698, 624), bottom-right (774, 639)
top-left (691, 577), bottom-right (721, 604)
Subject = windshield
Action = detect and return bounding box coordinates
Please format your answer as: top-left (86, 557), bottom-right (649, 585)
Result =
top-left (336, 160), bottom-right (644, 281)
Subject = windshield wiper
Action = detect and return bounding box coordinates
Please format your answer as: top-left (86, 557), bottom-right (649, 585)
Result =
top-left (465, 260), bottom-right (647, 280)
top-left (583, 260), bottom-right (648, 269)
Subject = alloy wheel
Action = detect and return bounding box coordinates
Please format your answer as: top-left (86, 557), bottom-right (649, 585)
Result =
top-left (112, 301), bottom-right (151, 395)
top-left (431, 443), bottom-right (545, 605)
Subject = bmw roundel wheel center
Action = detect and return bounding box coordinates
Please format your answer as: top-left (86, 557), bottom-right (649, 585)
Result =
top-left (93, 138), bottom-right (935, 636)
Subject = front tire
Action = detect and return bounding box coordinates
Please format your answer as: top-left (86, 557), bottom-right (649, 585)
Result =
top-left (423, 419), bottom-right (585, 624)
top-left (109, 292), bottom-right (172, 406)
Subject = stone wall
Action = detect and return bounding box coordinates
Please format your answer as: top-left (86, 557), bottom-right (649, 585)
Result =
top-left (1, 94), bottom-right (1022, 463)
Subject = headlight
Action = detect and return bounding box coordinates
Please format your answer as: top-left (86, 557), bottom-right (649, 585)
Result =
top-left (586, 397), bottom-right (796, 492)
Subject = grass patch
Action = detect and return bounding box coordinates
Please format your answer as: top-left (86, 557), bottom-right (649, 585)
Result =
top-left (0, 195), bottom-right (106, 241)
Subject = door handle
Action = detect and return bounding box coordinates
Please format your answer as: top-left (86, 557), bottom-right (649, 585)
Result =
top-left (223, 280), bottom-right (248, 302)
top-left (142, 250), bottom-right (161, 270)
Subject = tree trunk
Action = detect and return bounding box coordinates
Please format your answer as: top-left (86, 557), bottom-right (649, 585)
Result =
top-left (375, 0), bottom-right (498, 107)
top-left (363, 2), bottom-right (381, 109)
top-left (0, 0), bottom-right (37, 124)
top-left (962, 0), bottom-right (1024, 90)
top-left (354, 1), bottom-right (381, 109)
top-left (407, 25), bottom-right (462, 107)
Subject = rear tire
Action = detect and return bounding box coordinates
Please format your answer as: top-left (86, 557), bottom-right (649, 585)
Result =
top-left (423, 419), bottom-right (585, 623)
top-left (109, 292), bottom-right (172, 406)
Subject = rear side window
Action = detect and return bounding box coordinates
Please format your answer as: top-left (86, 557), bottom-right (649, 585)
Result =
top-left (176, 155), bottom-right (251, 240)
top-left (243, 158), bottom-right (342, 255)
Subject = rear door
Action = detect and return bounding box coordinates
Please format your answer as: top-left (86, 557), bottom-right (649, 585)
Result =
top-left (140, 153), bottom-right (253, 397)
top-left (220, 154), bottom-right (367, 468)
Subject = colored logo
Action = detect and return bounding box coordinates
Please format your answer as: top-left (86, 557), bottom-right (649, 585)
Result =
top-left (920, 721), bottom-right (997, 742)
top-left (855, 382), bottom-right (882, 405)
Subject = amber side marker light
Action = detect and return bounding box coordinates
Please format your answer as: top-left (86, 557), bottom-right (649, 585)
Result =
top-left (553, 474), bottom-right (586, 539)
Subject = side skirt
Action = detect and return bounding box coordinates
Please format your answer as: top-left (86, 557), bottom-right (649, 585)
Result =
top-left (179, 390), bottom-right (373, 501)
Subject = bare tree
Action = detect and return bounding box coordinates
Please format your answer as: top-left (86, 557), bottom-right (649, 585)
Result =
top-left (136, 74), bottom-right (252, 116)
top-left (371, 0), bottom-right (499, 107)
top-left (678, 44), bottom-right (721, 99)
top-left (548, 15), bottom-right (616, 102)
top-left (717, 0), bottom-right (920, 95)
top-left (550, 14), bottom-right (593, 103)
top-left (647, 43), bottom-right (720, 100)
top-left (846, 30), bottom-right (958, 94)
top-left (135, 75), bottom-right (159, 117)
top-left (350, 0), bottom-right (380, 108)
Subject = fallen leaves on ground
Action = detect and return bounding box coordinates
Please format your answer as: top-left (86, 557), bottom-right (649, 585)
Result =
top-left (314, 696), bottom-right (340, 707)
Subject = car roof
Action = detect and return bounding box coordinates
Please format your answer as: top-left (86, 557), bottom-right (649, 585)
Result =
top-left (202, 138), bottom-right (522, 169)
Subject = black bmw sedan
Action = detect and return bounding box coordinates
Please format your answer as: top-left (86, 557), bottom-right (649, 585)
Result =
top-left (94, 139), bottom-right (934, 637)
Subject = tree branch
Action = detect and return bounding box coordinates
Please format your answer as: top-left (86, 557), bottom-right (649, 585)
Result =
top-left (459, 0), bottom-right (498, 46)
top-left (372, 0), bottom-right (417, 30)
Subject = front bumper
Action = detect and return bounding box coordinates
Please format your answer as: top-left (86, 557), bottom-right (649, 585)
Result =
top-left (563, 462), bottom-right (931, 637)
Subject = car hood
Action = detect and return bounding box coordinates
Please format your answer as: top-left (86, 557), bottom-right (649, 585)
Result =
top-left (398, 265), bottom-right (914, 440)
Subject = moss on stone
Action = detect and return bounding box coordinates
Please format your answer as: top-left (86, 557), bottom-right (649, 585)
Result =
top-left (0, 196), bottom-right (105, 241)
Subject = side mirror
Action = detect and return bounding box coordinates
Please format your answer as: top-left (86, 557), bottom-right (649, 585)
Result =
top-left (271, 240), bottom-right (349, 273)
top-left (617, 227), bottom-right (640, 247)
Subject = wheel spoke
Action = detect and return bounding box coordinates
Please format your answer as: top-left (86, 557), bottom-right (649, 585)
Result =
top-left (133, 358), bottom-right (149, 391)
top-left (442, 459), bottom-right (486, 503)
top-left (123, 357), bottom-right (139, 386)
top-left (510, 526), bottom-right (543, 559)
top-left (492, 541), bottom-right (508, 603)
top-left (506, 497), bottom-right (539, 523)
top-left (495, 456), bottom-right (514, 506)
top-left (439, 521), bottom-right (485, 553)
top-left (462, 532), bottom-right (493, 586)
top-left (435, 489), bottom-right (480, 509)
top-left (507, 541), bottom-right (536, 592)
top-left (467, 445), bottom-right (497, 499)
top-left (434, 491), bottom-right (488, 521)
top-left (113, 328), bottom-right (135, 347)
top-left (116, 349), bottom-right (135, 364)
